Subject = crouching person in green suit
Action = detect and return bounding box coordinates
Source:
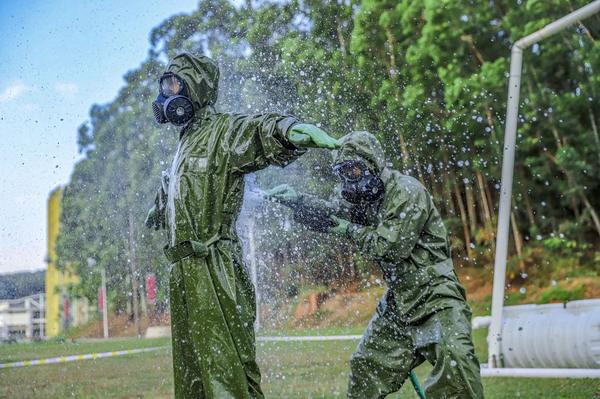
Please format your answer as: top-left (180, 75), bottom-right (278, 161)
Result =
top-left (267, 131), bottom-right (484, 399)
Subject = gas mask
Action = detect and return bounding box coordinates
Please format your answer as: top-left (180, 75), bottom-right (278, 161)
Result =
top-left (152, 73), bottom-right (195, 126)
top-left (333, 160), bottom-right (384, 204)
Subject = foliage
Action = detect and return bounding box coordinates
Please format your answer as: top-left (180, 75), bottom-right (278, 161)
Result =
top-left (56, 0), bottom-right (600, 314)
top-left (539, 284), bottom-right (585, 304)
top-left (0, 271), bottom-right (45, 300)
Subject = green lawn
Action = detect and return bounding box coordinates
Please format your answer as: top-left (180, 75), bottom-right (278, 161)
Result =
top-left (0, 332), bottom-right (598, 398)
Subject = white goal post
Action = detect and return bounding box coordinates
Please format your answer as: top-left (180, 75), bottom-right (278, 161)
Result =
top-left (487, 0), bottom-right (600, 376)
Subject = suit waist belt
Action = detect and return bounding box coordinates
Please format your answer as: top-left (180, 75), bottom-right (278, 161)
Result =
top-left (163, 234), bottom-right (223, 264)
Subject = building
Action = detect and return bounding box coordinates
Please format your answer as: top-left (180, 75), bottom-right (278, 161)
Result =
top-left (45, 187), bottom-right (89, 337)
top-left (0, 293), bottom-right (45, 342)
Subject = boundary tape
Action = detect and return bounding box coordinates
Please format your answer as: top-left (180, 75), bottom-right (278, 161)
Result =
top-left (0, 346), bottom-right (165, 369)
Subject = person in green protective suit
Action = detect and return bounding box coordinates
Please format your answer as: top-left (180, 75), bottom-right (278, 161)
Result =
top-left (267, 131), bottom-right (484, 399)
top-left (144, 52), bottom-right (339, 399)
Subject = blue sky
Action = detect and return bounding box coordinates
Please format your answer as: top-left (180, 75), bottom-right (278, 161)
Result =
top-left (0, 0), bottom-right (198, 273)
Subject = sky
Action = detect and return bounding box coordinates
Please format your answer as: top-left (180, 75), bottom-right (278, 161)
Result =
top-left (0, 0), bottom-right (199, 274)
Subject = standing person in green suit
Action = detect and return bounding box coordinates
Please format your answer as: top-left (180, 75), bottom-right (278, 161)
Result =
top-left (145, 52), bottom-right (339, 399)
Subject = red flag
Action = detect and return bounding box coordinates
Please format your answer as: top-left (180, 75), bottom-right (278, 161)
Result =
top-left (63, 297), bottom-right (70, 327)
top-left (98, 287), bottom-right (105, 312)
top-left (146, 274), bottom-right (156, 304)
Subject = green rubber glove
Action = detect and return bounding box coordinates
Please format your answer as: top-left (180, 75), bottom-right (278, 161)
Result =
top-left (265, 184), bottom-right (299, 203)
top-left (289, 123), bottom-right (340, 149)
top-left (145, 206), bottom-right (158, 229)
top-left (145, 204), bottom-right (166, 230)
top-left (330, 215), bottom-right (351, 235)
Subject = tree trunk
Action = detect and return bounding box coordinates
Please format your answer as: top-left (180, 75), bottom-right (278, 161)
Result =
top-left (140, 283), bottom-right (147, 316)
top-left (476, 171), bottom-right (495, 247)
top-left (413, 151), bottom-right (426, 185)
top-left (384, 27), bottom-right (398, 80)
top-left (510, 211), bottom-right (526, 273)
top-left (522, 187), bottom-right (537, 230)
top-left (589, 108), bottom-right (600, 163)
top-left (452, 177), bottom-right (473, 259)
top-left (128, 211), bottom-right (141, 338)
top-left (483, 175), bottom-right (496, 220)
top-left (125, 274), bottom-right (132, 315)
top-left (398, 133), bottom-right (411, 173)
top-left (431, 172), bottom-right (449, 215)
top-left (443, 175), bottom-right (457, 216)
top-left (464, 177), bottom-right (478, 235)
top-left (336, 17), bottom-right (347, 55)
top-left (579, 191), bottom-right (600, 237)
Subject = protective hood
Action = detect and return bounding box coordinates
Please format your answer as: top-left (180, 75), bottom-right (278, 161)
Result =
top-left (166, 52), bottom-right (219, 112)
top-left (334, 131), bottom-right (386, 175)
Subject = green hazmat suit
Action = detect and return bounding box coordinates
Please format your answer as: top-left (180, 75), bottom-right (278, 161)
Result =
top-left (146, 53), bottom-right (337, 398)
top-left (273, 131), bottom-right (484, 398)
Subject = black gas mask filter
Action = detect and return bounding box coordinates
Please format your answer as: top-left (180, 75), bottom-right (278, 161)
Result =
top-left (152, 73), bottom-right (195, 126)
top-left (333, 160), bottom-right (384, 204)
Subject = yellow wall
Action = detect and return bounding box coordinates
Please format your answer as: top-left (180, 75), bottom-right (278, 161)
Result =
top-left (45, 187), bottom-right (80, 337)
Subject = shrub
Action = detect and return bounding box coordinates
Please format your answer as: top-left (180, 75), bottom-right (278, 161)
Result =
top-left (539, 284), bottom-right (585, 304)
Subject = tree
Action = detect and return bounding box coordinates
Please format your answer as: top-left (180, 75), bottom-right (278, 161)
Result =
top-left (56, 0), bottom-right (600, 315)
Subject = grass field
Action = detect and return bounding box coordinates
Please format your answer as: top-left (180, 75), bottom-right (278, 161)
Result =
top-left (0, 331), bottom-right (598, 399)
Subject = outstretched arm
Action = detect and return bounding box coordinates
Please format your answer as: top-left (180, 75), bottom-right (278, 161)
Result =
top-left (266, 184), bottom-right (352, 220)
top-left (265, 184), bottom-right (339, 232)
top-left (229, 114), bottom-right (339, 174)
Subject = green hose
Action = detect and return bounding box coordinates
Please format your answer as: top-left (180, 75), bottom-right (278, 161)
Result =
top-left (409, 370), bottom-right (426, 399)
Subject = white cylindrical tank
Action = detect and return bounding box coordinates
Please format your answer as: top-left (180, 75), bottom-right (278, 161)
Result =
top-left (498, 299), bottom-right (600, 368)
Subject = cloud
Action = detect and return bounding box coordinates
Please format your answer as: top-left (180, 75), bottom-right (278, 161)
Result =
top-left (0, 82), bottom-right (28, 103)
top-left (54, 82), bottom-right (79, 96)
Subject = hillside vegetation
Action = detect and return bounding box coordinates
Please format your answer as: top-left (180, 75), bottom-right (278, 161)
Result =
top-left (0, 270), bottom-right (45, 300)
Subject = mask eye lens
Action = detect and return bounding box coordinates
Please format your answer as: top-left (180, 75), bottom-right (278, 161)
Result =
top-left (160, 75), bottom-right (183, 97)
top-left (349, 165), bottom-right (362, 179)
top-left (335, 162), bottom-right (364, 181)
